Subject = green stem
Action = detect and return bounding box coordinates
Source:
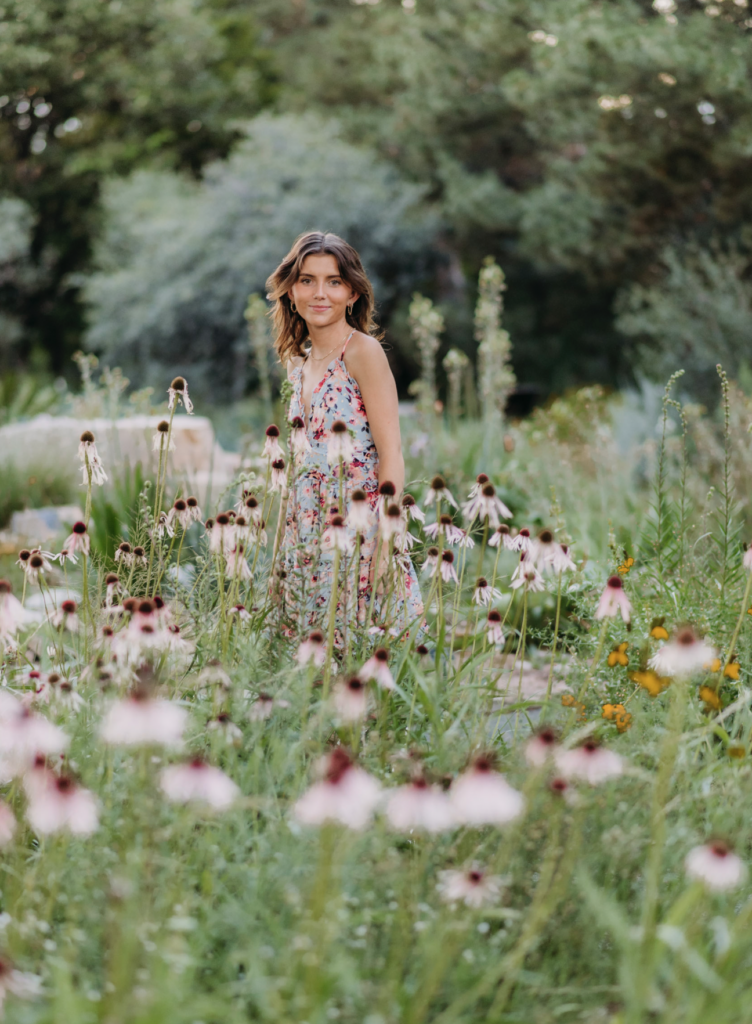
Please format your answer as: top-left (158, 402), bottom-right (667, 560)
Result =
top-left (543, 570), bottom-right (564, 713)
top-left (322, 547), bottom-right (341, 698)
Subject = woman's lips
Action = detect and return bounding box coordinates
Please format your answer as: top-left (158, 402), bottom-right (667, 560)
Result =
top-left (310, 305), bottom-right (330, 312)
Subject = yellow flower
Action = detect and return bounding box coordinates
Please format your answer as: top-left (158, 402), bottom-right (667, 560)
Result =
top-left (561, 694), bottom-right (576, 707)
top-left (607, 641), bottom-right (629, 668)
top-left (617, 556), bottom-right (634, 575)
top-left (602, 703), bottom-right (619, 720)
top-left (707, 658), bottom-right (722, 673)
top-left (615, 710), bottom-right (632, 733)
top-left (725, 661), bottom-right (741, 681)
top-left (650, 625), bottom-right (669, 640)
top-left (728, 745), bottom-right (746, 759)
top-left (629, 669), bottom-right (669, 698)
top-left (699, 685), bottom-right (721, 711)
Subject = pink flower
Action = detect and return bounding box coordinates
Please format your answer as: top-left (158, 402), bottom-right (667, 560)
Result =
top-left (0, 801), bottom-right (17, 846)
top-left (486, 609), bottom-right (504, 645)
top-left (488, 524), bottom-right (513, 550)
top-left (160, 759), bottom-right (239, 809)
top-left (167, 498), bottom-right (193, 531)
top-left (208, 512), bottom-right (234, 555)
top-left (296, 631), bottom-right (326, 668)
top-left (20, 551), bottom-right (52, 585)
top-left (289, 416), bottom-right (311, 458)
top-left (439, 550), bottom-right (459, 584)
top-left (437, 865), bottom-right (502, 908)
top-left (322, 515), bottom-right (354, 554)
top-left (262, 424), bottom-right (284, 460)
top-left (425, 515), bottom-right (465, 546)
top-left (0, 580), bottom-right (26, 639)
top-left (293, 748), bottom-right (382, 830)
top-left (270, 458), bottom-right (287, 493)
top-left (207, 713), bottom-right (244, 744)
top-left (346, 489), bottom-right (373, 533)
top-left (422, 547), bottom-right (439, 575)
top-left (0, 703), bottom-right (68, 778)
top-left (595, 576), bottom-right (631, 623)
top-left (509, 528), bottom-right (533, 552)
top-left (379, 503), bottom-right (404, 543)
top-left (359, 648), bottom-right (394, 690)
top-left (685, 841), bottom-right (746, 892)
top-left (248, 693), bottom-right (290, 721)
top-left (462, 477), bottom-right (512, 527)
top-left (333, 676), bottom-right (369, 722)
top-left (649, 626), bottom-right (717, 677)
top-left (554, 739), bottom-right (624, 785)
top-left (524, 727), bottom-right (559, 768)
top-left (510, 554), bottom-right (545, 592)
top-left (472, 577), bottom-right (502, 606)
top-left (450, 755), bottom-right (525, 826)
top-left (552, 543), bottom-right (576, 573)
top-left (401, 493), bottom-right (425, 524)
top-left (167, 375), bottom-right (194, 414)
top-left (63, 521), bottom-right (90, 557)
top-left (226, 544), bottom-right (252, 581)
top-left (50, 599), bottom-right (79, 633)
top-left (0, 955), bottom-right (43, 1012)
top-left (25, 770), bottom-right (98, 836)
top-left (424, 475), bottom-right (458, 510)
top-left (326, 420), bottom-right (356, 465)
top-left (99, 691), bottom-right (187, 747)
top-left (385, 777), bottom-right (455, 833)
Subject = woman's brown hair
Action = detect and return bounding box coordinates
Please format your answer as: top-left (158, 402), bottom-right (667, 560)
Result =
top-left (265, 231), bottom-right (381, 366)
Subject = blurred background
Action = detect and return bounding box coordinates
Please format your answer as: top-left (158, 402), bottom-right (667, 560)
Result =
top-left (3, 0), bottom-right (752, 424)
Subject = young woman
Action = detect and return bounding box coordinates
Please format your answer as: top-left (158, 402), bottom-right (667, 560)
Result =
top-left (266, 231), bottom-right (423, 643)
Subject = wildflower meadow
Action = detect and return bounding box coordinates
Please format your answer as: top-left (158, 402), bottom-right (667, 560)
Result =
top-left (2, 351), bottom-right (752, 1024)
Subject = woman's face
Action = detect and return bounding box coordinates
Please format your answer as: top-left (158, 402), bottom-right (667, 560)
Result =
top-left (289, 254), bottom-right (358, 329)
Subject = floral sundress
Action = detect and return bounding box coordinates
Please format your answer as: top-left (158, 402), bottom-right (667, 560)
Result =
top-left (281, 332), bottom-right (424, 641)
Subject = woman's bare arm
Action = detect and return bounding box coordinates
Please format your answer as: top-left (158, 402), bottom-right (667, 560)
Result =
top-left (343, 333), bottom-right (405, 496)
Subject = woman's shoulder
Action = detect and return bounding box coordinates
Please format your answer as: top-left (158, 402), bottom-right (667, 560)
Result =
top-left (343, 331), bottom-right (388, 367)
top-left (287, 354), bottom-right (304, 381)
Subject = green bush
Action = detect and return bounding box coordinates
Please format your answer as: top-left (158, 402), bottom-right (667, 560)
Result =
top-left (0, 460), bottom-right (76, 527)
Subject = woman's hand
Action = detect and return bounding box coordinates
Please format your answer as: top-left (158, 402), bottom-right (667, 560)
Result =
top-left (369, 542), bottom-right (392, 593)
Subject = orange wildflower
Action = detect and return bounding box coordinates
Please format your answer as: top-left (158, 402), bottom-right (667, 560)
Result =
top-left (699, 686), bottom-right (721, 711)
top-left (607, 642), bottom-right (629, 668)
top-left (629, 669), bottom-right (669, 698)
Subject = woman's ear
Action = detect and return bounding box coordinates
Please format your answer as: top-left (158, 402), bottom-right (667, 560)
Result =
top-left (348, 290), bottom-right (361, 306)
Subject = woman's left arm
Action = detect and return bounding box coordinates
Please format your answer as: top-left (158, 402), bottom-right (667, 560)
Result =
top-left (345, 334), bottom-right (405, 495)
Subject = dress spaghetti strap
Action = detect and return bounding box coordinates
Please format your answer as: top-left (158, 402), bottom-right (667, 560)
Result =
top-left (340, 329), bottom-right (356, 360)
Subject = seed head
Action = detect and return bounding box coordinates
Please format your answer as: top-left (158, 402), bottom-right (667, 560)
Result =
top-left (265, 424), bottom-right (280, 438)
top-left (331, 420), bottom-right (347, 434)
top-left (379, 480), bottom-right (396, 496)
top-left (105, 573), bottom-right (118, 586)
top-left (18, 549), bottom-right (31, 562)
top-left (157, 420), bottom-right (170, 433)
top-left (80, 430), bottom-right (95, 443)
top-left (170, 377), bottom-right (186, 392)
top-left (173, 499), bottom-right (186, 511)
top-left (72, 521), bottom-right (87, 535)
top-left (430, 475), bottom-right (446, 490)
top-left (61, 599), bottom-right (77, 614)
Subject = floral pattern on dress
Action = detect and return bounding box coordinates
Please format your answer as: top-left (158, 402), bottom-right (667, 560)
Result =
top-left (281, 338), bottom-right (424, 641)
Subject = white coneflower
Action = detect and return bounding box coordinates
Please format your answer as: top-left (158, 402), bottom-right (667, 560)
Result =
top-left (133, 545), bottom-right (147, 565)
top-left (322, 515), bottom-right (354, 554)
top-left (103, 573), bottom-right (122, 609)
top-left (327, 420), bottom-right (356, 465)
top-left (262, 424), bottom-right (284, 460)
top-left (167, 376), bottom-right (193, 414)
top-left (595, 575), bottom-right (632, 624)
top-left (510, 554), bottom-right (545, 592)
top-left (198, 661), bottom-right (232, 691)
top-left (296, 630), bottom-right (326, 667)
top-left (114, 541), bottom-right (133, 565)
top-left (270, 458), bottom-right (287, 492)
top-left (649, 626), bottom-right (717, 677)
top-left (152, 419), bottom-right (176, 452)
top-left (359, 648), bottom-right (395, 690)
top-left (229, 603), bottom-right (251, 622)
top-left (425, 514), bottom-right (465, 546)
top-left (244, 495), bottom-right (263, 526)
top-left (347, 489), bottom-right (373, 533)
top-left (0, 801), bottom-right (16, 846)
top-left (293, 748), bottom-right (382, 830)
top-left (167, 498), bottom-right (193, 531)
top-left (51, 599), bottom-right (79, 633)
top-left (209, 512), bottom-right (233, 555)
top-left (743, 543), bottom-right (752, 571)
top-left (462, 478), bottom-right (512, 527)
top-left (333, 676), bottom-right (369, 722)
top-left (207, 713), bottom-right (244, 745)
top-left (510, 527), bottom-right (533, 552)
top-left (226, 544), bottom-right (252, 581)
top-left (166, 623), bottom-right (194, 657)
top-left (15, 549), bottom-right (31, 572)
top-left (186, 495), bottom-right (202, 522)
top-left (53, 546), bottom-right (78, 566)
top-left (25, 771), bottom-right (98, 836)
top-left (472, 577), bottom-right (501, 606)
top-left (524, 727), bottom-right (559, 767)
top-left (531, 529), bottom-right (558, 571)
top-left (554, 739), bottom-right (624, 785)
top-left (63, 521), bottom-right (90, 557)
top-left (153, 511), bottom-right (174, 540)
top-left (379, 503), bottom-right (404, 544)
top-left (233, 515), bottom-right (251, 546)
top-left (78, 430), bottom-right (108, 486)
top-left (685, 841), bottom-right (747, 892)
top-left (248, 692), bottom-right (291, 721)
top-left (422, 547), bottom-right (440, 575)
top-left (486, 609), bottom-right (504, 645)
top-left (55, 680), bottom-right (86, 712)
top-left (160, 759), bottom-right (239, 810)
top-left (488, 524), bottom-right (514, 550)
top-left (401, 493), bottom-right (425, 524)
top-left (289, 416), bottom-right (311, 457)
top-left (439, 549), bottom-right (459, 584)
top-left (22, 551), bottom-right (51, 586)
top-left (424, 474), bottom-right (458, 509)
top-left (450, 754), bottom-right (525, 826)
top-left (551, 543), bottom-right (576, 573)
top-left (100, 689), bottom-right (187, 747)
top-left (437, 865), bottom-right (502, 908)
top-left (385, 777), bottom-right (455, 834)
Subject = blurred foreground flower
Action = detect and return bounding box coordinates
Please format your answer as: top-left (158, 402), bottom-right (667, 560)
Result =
top-left (359, 648), bottom-right (394, 690)
top-left (0, 957), bottom-right (42, 1015)
top-left (649, 627), bottom-right (717, 677)
top-left (100, 691), bottom-right (187, 747)
top-left (685, 841), bottom-right (746, 892)
top-left (385, 777), bottom-right (454, 833)
top-left (167, 376), bottom-right (193, 414)
top-left (25, 768), bottom-right (98, 836)
top-left (0, 581), bottom-right (25, 639)
top-left (555, 740), bottom-right (624, 785)
top-left (450, 755), bottom-right (524, 826)
top-left (160, 760), bottom-right (239, 809)
top-left (293, 748), bottom-right (381, 830)
top-left (524, 728), bottom-right (559, 767)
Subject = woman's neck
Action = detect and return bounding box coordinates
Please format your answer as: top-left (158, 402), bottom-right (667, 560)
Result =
top-left (306, 318), bottom-right (352, 357)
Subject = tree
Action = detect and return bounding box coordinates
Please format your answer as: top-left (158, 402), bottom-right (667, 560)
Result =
top-left (0, 0), bottom-right (276, 373)
top-left (83, 113), bottom-right (438, 401)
